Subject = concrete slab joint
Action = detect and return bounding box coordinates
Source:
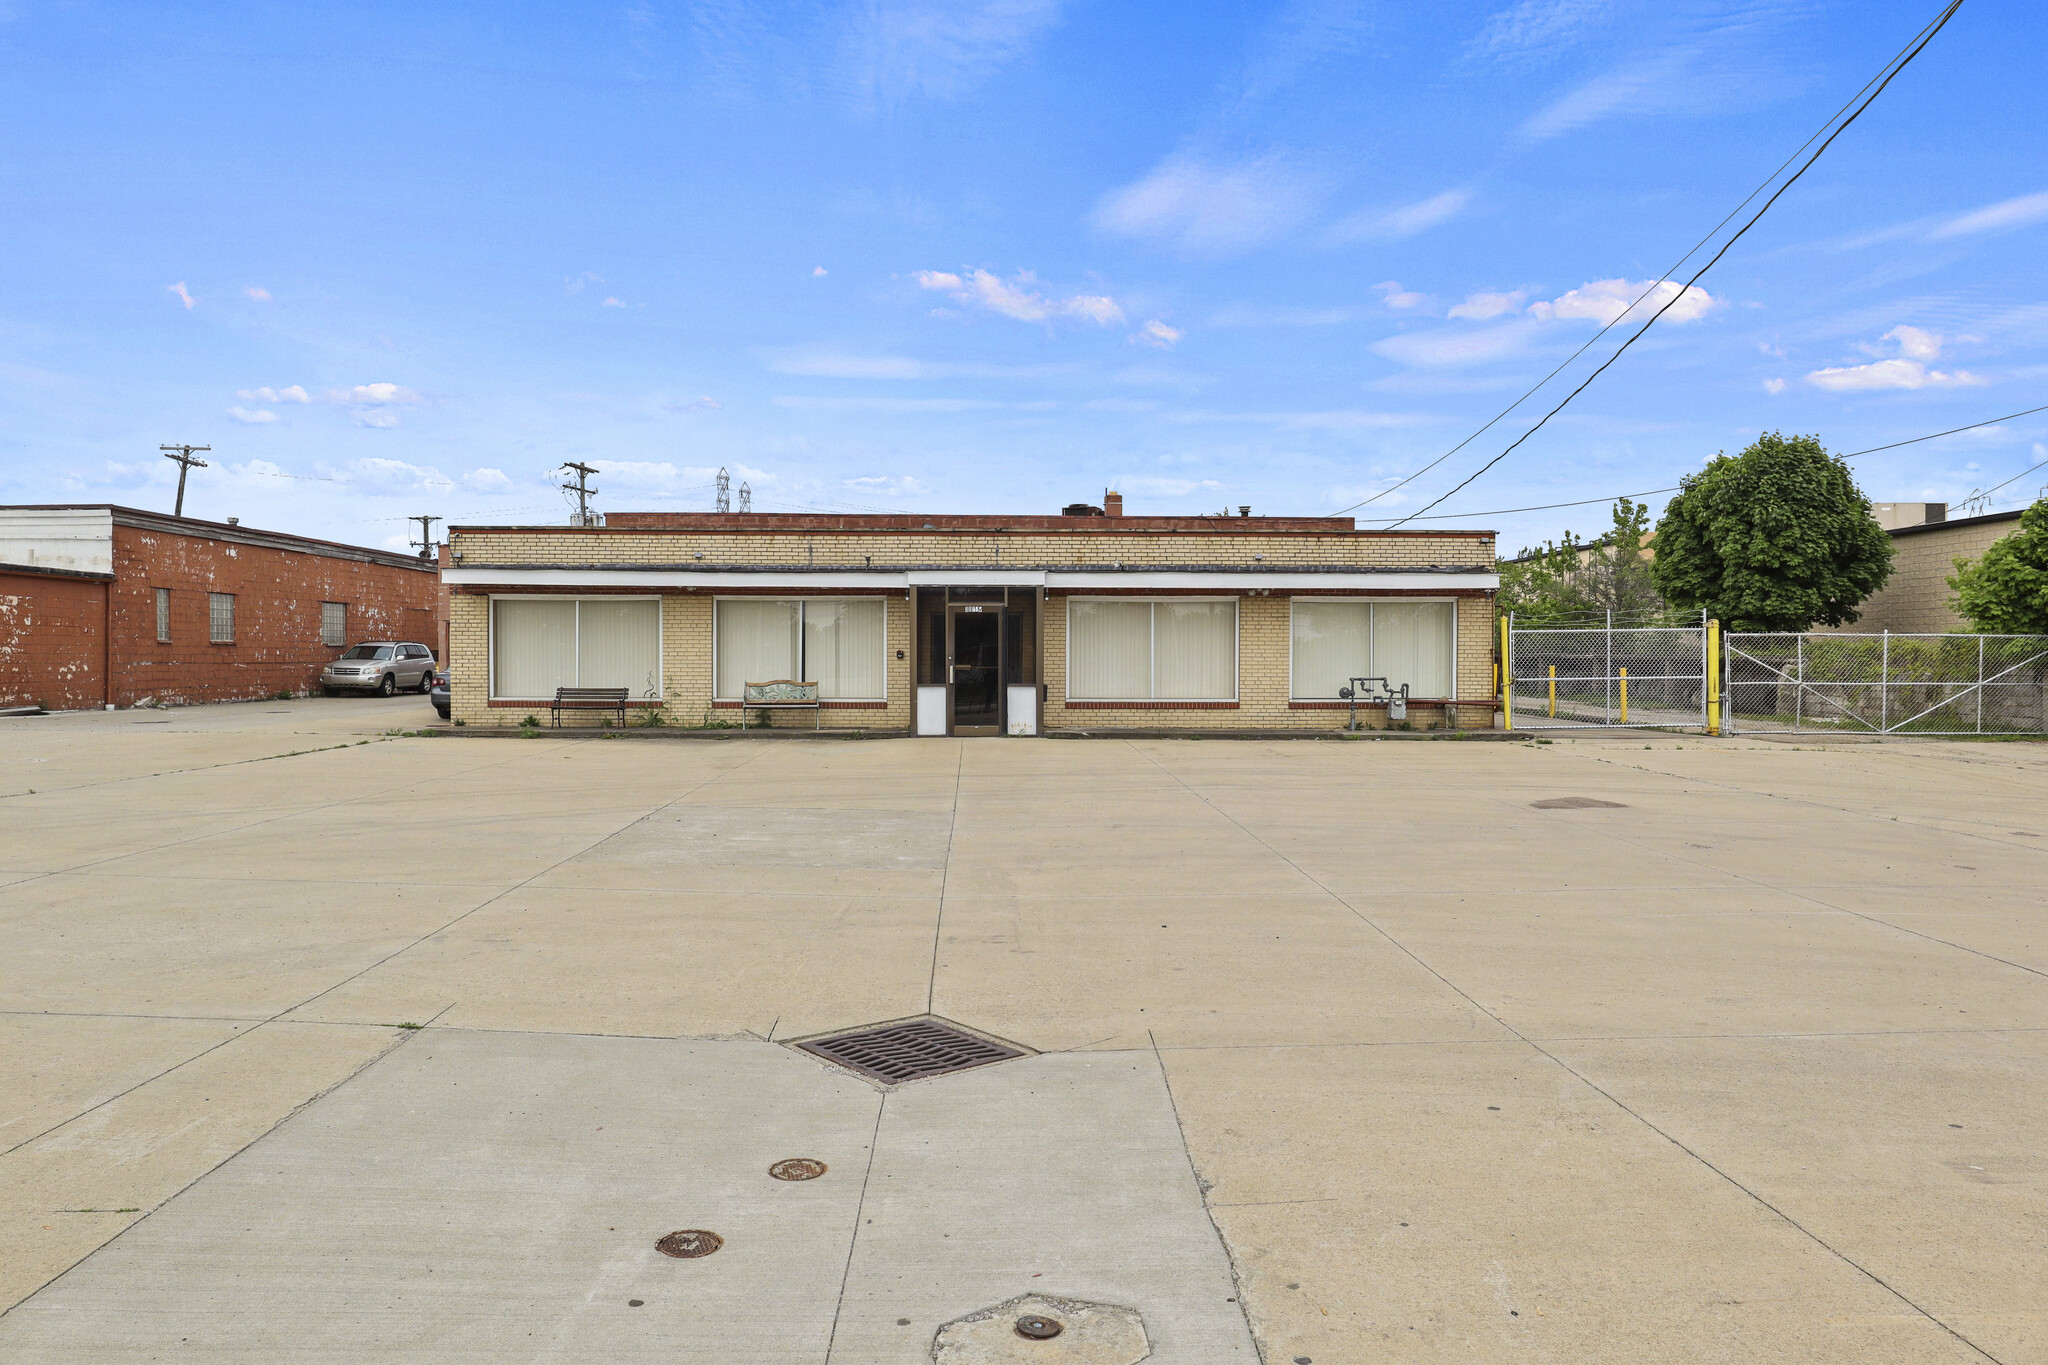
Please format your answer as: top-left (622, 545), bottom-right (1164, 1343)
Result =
top-left (933, 1294), bottom-right (1150, 1365)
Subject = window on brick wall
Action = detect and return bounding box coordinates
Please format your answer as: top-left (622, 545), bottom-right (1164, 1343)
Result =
top-left (712, 598), bottom-right (886, 701)
top-left (1290, 599), bottom-right (1455, 700)
top-left (208, 592), bottom-right (236, 644)
top-left (490, 597), bottom-right (661, 699)
top-left (155, 588), bottom-right (171, 643)
top-left (321, 601), bottom-right (347, 648)
top-left (1066, 598), bottom-right (1237, 701)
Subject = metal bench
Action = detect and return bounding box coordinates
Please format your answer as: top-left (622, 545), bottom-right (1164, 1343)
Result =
top-left (551, 686), bottom-right (630, 727)
top-left (742, 680), bottom-right (820, 731)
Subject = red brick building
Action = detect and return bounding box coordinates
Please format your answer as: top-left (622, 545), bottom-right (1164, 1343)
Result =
top-left (0, 506), bottom-right (443, 711)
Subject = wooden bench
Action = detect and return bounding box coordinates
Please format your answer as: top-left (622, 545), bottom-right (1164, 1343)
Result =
top-left (742, 680), bottom-right (820, 731)
top-left (551, 686), bottom-right (630, 727)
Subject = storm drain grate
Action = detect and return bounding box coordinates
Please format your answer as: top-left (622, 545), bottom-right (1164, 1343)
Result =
top-left (795, 1017), bottom-right (1026, 1084)
top-left (1531, 797), bottom-right (1627, 809)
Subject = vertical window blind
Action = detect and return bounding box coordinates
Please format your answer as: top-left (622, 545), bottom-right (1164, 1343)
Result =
top-left (1067, 599), bottom-right (1237, 701)
top-left (713, 599), bottom-right (886, 700)
top-left (1290, 600), bottom-right (1455, 699)
top-left (491, 598), bottom-right (660, 699)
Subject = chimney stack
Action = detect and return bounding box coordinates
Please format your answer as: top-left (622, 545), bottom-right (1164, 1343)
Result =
top-left (1103, 490), bottom-right (1124, 517)
top-left (1238, 505), bottom-right (1251, 517)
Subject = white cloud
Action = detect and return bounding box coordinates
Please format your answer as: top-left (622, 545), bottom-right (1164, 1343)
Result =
top-left (1927, 189), bottom-right (2048, 241)
top-left (1333, 189), bottom-right (1472, 242)
top-left (812, 266), bottom-right (829, 277)
top-left (244, 286), bottom-right (271, 301)
top-left (354, 458), bottom-right (452, 488)
top-left (168, 282), bottom-right (196, 310)
top-left (1091, 153), bottom-right (1317, 255)
top-left (1473, 0), bottom-right (1613, 61)
top-left (774, 395), bottom-right (1008, 413)
top-left (1804, 359), bottom-right (1983, 392)
top-left (1528, 278), bottom-right (1718, 325)
top-left (1763, 378), bottom-right (1786, 395)
top-left (1885, 325), bottom-right (1942, 360)
top-left (1448, 289), bottom-right (1527, 321)
top-left (602, 296), bottom-right (626, 308)
top-left (565, 272), bottom-right (602, 295)
top-left (354, 410), bottom-right (402, 428)
top-left (226, 407), bottom-right (277, 424)
top-left (914, 268), bottom-right (1124, 326)
top-left (1374, 281), bottom-right (1430, 312)
top-left (1116, 476), bottom-right (1225, 498)
top-left (237, 385), bottom-right (310, 404)
top-left (839, 0), bottom-right (1065, 105)
top-left (844, 475), bottom-right (929, 497)
top-left (463, 468), bottom-right (511, 491)
top-left (1373, 321), bottom-right (1538, 367)
top-left (1519, 54), bottom-right (1687, 142)
top-left (1133, 320), bottom-right (1182, 349)
top-left (338, 383), bottom-right (423, 405)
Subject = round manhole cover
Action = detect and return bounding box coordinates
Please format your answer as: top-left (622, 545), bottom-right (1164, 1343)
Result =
top-left (656, 1230), bottom-right (723, 1259)
top-left (769, 1158), bottom-right (827, 1181)
top-left (1014, 1314), bottom-right (1063, 1339)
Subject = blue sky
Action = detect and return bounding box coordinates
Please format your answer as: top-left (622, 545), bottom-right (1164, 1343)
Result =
top-left (2, 0), bottom-right (2043, 553)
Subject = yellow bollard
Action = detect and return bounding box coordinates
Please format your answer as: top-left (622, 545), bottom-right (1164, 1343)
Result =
top-left (1619, 666), bottom-right (1628, 724)
top-left (1706, 619), bottom-right (1722, 736)
top-left (1548, 665), bottom-right (1556, 718)
top-left (1500, 615), bottom-right (1513, 730)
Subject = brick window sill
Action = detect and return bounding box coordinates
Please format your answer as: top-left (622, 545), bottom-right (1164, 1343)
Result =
top-left (1060, 700), bottom-right (1240, 710)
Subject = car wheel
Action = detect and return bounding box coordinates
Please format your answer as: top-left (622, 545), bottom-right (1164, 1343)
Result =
top-left (378, 674), bottom-right (396, 697)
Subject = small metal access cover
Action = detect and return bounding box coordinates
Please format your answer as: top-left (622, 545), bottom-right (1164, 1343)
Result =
top-left (1531, 797), bottom-right (1627, 809)
top-left (656, 1229), bottom-right (723, 1259)
top-left (769, 1158), bottom-right (827, 1181)
top-left (795, 1017), bottom-right (1026, 1085)
top-left (1015, 1315), bottom-right (1064, 1339)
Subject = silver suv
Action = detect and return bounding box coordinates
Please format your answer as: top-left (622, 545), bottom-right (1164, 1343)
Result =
top-left (321, 642), bottom-right (437, 697)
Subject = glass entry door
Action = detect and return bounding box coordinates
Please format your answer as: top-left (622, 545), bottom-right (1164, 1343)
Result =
top-left (947, 605), bottom-right (1003, 735)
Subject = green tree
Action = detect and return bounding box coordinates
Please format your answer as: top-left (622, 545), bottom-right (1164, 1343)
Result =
top-left (1498, 497), bottom-right (1665, 623)
top-left (1949, 498), bottom-right (2048, 633)
top-left (1652, 432), bottom-right (1893, 630)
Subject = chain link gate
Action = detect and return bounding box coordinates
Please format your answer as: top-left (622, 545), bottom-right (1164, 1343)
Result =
top-left (1723, 632), bottom-right (2048, 735)
top-left (1502, 615), bottom-right (1707, 730)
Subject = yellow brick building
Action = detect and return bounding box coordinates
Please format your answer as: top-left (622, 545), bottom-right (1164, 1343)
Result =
top-left (444, 504), bottom-right (1499, 734)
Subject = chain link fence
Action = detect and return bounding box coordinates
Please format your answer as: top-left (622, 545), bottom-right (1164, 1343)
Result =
top-left (1724, 632), bottom-right (2048, 734)
top-left (1505, 618), bottom-right (1706, 729)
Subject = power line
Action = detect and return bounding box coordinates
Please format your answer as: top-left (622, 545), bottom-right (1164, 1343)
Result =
top-left (1329, 0), bottom-right (1965, 524)
top-left (1329, 6), bottom-right (1962, 522)
top-left (559, 461), bottom-right (600, 526)
top-left (1388, 0), bottom-right (1967, 528)
top-left (1360, 400), bottom-right (2046, 523)
top-left (159, 444), bottom-right (211, 517)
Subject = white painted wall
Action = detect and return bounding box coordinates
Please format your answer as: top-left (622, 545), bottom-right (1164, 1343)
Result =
top-left (916, 684), bottom-right (948, 736)
top-left (0, 508), bottom-right (114, 575)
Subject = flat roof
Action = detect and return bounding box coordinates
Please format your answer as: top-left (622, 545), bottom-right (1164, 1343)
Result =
top-left (3, 505), bottom-right (438, 571)
top-left (453, 512), bottom-right (1493, 538)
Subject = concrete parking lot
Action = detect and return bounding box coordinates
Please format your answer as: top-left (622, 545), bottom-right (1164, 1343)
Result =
top-left (1, 699), bottom-right (2044, 1363)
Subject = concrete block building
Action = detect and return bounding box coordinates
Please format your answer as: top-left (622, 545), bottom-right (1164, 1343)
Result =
top-left (444, 501), bottom-right (1499, 734)
top-left (0, 505), bottom-right (444, 711)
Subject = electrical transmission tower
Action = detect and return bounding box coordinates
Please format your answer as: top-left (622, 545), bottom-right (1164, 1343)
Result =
top-left (560, 462), bottom-right (600, 526)
top-left (715, 467), bottom-right (730, 514)
top-left (737, 482), bottom-right (751, 513)
top-left (409, 515), bottom-right (442, 559)
top-left (160, 444), bottom-right (211, 517)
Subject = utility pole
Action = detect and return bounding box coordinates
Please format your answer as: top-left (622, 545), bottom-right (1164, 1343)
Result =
top-left (408, 514), bottom-right (442, 560)
top-left (715, 467), bottom-right (730, 514)
top-left (560, 461), bottom-right (600, 526)
top-left (160, 444), bottom-right (211, 517)
top-left (737, 482), bottom-right (751, 513)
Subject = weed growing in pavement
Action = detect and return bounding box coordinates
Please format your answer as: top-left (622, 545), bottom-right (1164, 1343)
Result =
top-left (521, 714), bottom-right (540, 728)
top-left (397, 1021), bottom-right (422, 1030)
top-left (274, 690), bottom-right (293, 701)
top-left (453, 718), bottom-right (466, 726)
